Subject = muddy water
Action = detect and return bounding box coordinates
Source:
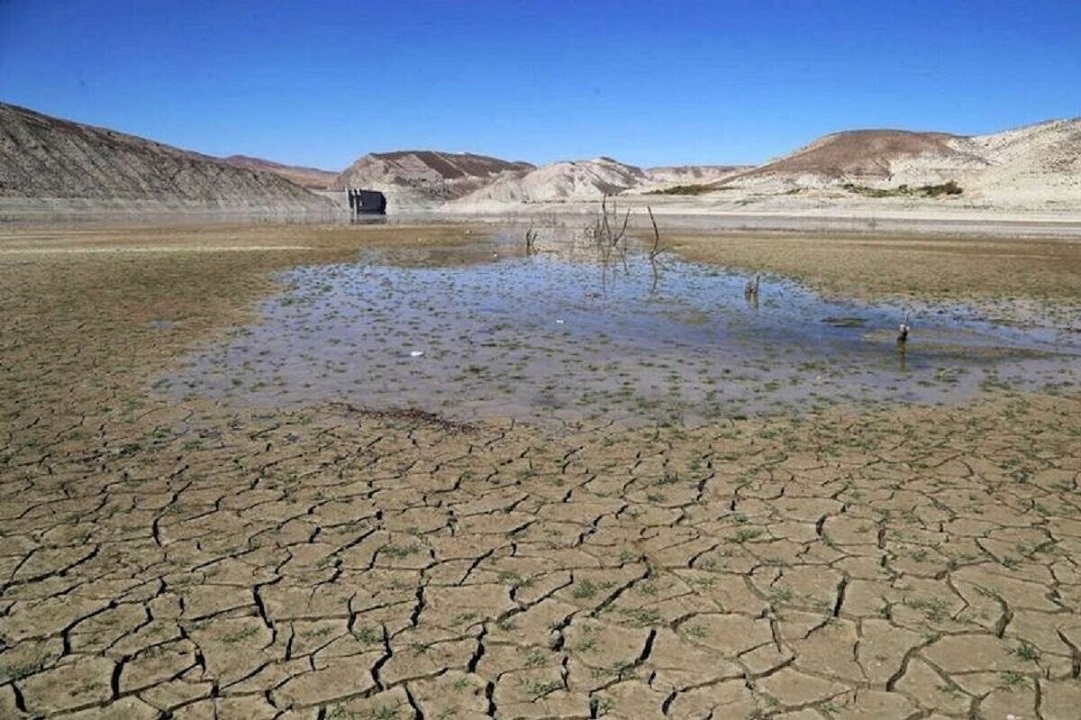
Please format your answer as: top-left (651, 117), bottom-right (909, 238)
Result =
top-left (159, 242), bottom-right (1081, 426)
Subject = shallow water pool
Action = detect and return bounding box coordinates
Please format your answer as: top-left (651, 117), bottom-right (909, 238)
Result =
top-left (158, 241), bottom-right (1081, 426)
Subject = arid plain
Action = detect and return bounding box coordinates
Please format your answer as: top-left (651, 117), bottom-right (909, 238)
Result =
top-left (2, 221), bottom-right (1081, 720)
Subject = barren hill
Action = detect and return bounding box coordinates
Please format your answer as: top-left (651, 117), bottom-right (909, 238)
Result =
top-left (962, 118), bottom-right (1081, 207)
top-left (737, 129), bottom-right (988, 184)
top-left (645, 165), bottom-right (749, 186)
top-left (220, 155), bottom-right (338, 190)
top-left (0, 103), bottom-right (336, 215)
top-left (5, 100), bottom-right (1076, 218)
top-left (719, 119), bottom-right (1081, 209)
top-left (334, 150), bottom-right (533, 206)
top-left (454, 157), bottom-right (647, 206)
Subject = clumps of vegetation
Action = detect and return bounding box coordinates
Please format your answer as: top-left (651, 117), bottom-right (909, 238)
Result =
top-left (841, 181), bottom-right (963, 198)
top-left (922, 181), bottom-right (964, 196)
top-left (645, 184), bottom-right (718, 196)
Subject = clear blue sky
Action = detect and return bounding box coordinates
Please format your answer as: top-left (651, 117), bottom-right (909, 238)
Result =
top-left (2, 1), bottom-right (1079, 170)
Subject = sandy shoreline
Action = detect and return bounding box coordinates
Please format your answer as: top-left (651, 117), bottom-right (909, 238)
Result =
top-left (439, 193), bottom-right (1081, 238)
top-left (7, 192), bottom-right (1081, 239)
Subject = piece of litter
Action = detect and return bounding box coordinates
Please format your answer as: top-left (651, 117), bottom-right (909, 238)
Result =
top-left (409, 350), bottom-right (425, 357)
top-left (555, 319), bottom-right (565, 324)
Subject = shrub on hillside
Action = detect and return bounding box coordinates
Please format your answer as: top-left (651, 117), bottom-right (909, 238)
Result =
top-left (842, 181), bottom-right (963, 198)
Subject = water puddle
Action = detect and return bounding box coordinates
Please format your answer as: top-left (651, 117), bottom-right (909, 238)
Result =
top-left (157, 237), bottom-right (1081, 426)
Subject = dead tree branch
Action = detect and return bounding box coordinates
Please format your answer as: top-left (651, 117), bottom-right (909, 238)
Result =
top-left (593, 194), bottom-right (630, 249)
top-left (525, 222), bottom-right (539, 255)
top-left (647, 205), bottom-right (662, 259)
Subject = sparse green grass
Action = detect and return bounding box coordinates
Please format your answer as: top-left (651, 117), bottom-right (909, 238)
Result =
top-left (352, 625), bottom-right (381, 645)
top-left (645, 183), bottom-right (717, 196)
top-left (572, 579), bottom-right (598, 599)
top-left (998, 670), bottom-right (1031, 691)
top-left (617, 607), bottom-right (662, 627)
top-left (381, 543), bottom-right (421, 559)
top-left (221, 626), bottom-right (261, 643)
top-left (0, 659), bottom-right (47, 683)
top-left (1011, 641), bottom-right (1040, 662)
top-left (521, 678), bottom-right (562, 700)
top-left (732, 527), bottom-right (763, 543)
top-left (904, 597), bottom-right (951, 623)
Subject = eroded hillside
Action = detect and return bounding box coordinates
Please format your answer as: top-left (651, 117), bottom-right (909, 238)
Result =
top-left (0, 103), bottom-right (336, 215)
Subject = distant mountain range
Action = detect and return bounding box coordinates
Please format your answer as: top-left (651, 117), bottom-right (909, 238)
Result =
top-left (329, 153), bottom-right (751, 207)
top-left (2, 101), bottom-right (1079, 215)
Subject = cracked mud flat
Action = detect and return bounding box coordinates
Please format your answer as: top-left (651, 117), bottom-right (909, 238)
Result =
top-left (2, 222), bottom-right (1081, 719)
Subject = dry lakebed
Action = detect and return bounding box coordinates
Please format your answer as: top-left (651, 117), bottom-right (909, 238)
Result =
top-left (2, 220), bottom-right (1081, 720)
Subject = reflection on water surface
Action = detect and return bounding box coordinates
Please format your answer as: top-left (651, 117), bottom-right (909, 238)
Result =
top-left (159, 241), bottom-right (1081, 426)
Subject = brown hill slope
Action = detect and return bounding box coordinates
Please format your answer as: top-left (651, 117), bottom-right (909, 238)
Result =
top-left (0, 103), bottom-right (336, 213)
top-left (718, 119), bottom-right (1081, 209)
top-left (220, 155), bottom-right (338, 190)
top-left (334, 150), bottom-right (534, 203)
top-left (739, 129), bottom-right (986, 181)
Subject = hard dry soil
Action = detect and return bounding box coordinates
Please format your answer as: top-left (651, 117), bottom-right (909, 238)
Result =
top-left (2, 221), bottom-right (1080, 720)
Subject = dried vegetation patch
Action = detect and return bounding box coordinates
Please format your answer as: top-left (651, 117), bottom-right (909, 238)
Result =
top-left (668, 230), bottom-right (1081, 302)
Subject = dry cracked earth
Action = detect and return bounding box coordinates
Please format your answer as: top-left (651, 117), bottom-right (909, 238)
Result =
top-left (2, 223), bottom-right (1081, 720)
